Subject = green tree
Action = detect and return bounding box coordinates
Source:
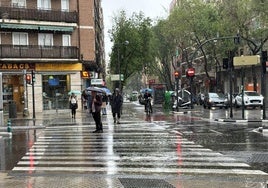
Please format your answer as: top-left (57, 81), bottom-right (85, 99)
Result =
top-left (109, 10), bottom-right (154, 90)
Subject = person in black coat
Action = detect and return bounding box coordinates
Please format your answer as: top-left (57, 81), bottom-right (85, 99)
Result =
top-left (111, 88), bottom-right (123, 124)
top-left (91, 91), bottom-right (103, 133)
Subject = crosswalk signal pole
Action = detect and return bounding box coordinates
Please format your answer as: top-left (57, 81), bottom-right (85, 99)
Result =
top-left (174, 70), bottom-right (180, 112)
top-left (261, 51), bottom-right (267, 119)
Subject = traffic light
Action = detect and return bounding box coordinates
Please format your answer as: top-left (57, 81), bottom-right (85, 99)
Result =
top-left (32, 72), bottom-right (35, 83)
top-left (223, 58), bottom-right (228, 69)
top-left (234, 34), bottom-right (240, 44)
top-left (26, 74), bottom-right (31, 84)
top-left (262, 50), bottom-right (267, 62)
top-left (262, 51), bottom-right (267, 73)
top-left (174, 70), bottom-right (180, 79)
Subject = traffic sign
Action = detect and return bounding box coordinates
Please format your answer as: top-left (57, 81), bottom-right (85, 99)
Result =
top-left (233, 55), bottom-right (260, 66)
top-left (111, 74), bottom-right (124, 81)
top-left (186, 68), bottom-right (195, 77)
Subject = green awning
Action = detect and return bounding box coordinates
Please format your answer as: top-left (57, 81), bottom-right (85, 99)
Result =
top-left (0, 24), bottom-right (74, 32)
top-left (0, 23), bottom-right (38, 30)
top-left (39, 25), bottom-right (74, 32)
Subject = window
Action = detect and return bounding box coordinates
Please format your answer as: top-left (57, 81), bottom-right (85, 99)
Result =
top-left (12, 32), bottom-right (28, 46)
top-left (37, 0), bottom-right (51, 10)
top-left (38, 33), bottom-right (53, 47)
top-left (62, 35), bottom-right (71, 46)
top-left (61, 0), bottom-right (69, 12)
top-left (12, 0), bottom-right (26, 7)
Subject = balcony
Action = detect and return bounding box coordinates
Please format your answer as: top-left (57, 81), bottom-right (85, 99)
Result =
top-left (0, 45), bottom-right (79, 60)
top-left (0, 6), bottom-right (78, 23)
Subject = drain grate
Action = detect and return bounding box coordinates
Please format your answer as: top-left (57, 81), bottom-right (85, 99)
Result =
top-left (248, 154), bottom-right (268, 163)
top-left (119, 178), bottom-right (175, 188)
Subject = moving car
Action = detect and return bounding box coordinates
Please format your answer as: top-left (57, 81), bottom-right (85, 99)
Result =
top-left (203, 92), bottom-right (229, 109)
top-left (234, 91), bottom-right (263, 109)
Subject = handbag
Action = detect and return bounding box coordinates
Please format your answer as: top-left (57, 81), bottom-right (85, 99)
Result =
top-left (70, 102), bottom-right (78, 109)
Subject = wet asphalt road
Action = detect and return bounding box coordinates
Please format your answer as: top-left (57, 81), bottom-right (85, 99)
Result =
top-left (0, 102), bottom-right (267, 187)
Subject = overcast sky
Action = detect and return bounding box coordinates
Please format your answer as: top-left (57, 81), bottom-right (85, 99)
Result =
top-left (102, 0), bottom-right (171, 61)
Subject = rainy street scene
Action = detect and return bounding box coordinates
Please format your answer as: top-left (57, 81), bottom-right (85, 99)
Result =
top-left (0, 0), bottom-right (268, 188)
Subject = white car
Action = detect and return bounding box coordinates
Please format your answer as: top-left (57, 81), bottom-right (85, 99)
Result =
top-left (234, 91), bottom-right (264, 109)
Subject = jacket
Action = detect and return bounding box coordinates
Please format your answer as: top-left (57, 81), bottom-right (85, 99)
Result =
top-left (111, 93), bottom-right (123, 113)
top-left (92, 94), bottom-right (102, 113)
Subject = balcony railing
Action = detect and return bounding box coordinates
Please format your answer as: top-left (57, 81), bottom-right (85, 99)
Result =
top-left (0, 6), bottom-right (78, 23)
top-left (0, 45), bottom-right (79, 59)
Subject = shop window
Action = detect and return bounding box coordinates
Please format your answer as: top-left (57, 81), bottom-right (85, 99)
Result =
top-left (42, 75), bottom-right (70, 110)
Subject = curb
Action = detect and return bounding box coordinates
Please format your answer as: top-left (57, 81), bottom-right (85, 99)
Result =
top-left (172, 111), bottom-right (189, 114)
top-left (214, 118), bottom-right (268, 123)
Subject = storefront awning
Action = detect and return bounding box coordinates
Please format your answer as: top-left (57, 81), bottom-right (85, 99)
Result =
top-left (0, 24), bottom-right (74, 32)
top-left (0, 23), bottom-right (38, 30)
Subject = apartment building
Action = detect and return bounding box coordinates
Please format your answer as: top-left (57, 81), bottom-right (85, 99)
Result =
top-left (0, 0), bottom-right (104, 114)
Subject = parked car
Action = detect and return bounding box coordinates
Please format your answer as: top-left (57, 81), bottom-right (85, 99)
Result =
top-left (234, 91), bottom-right (263, 109)
top-left (203, 92), bottom-right (229, 109)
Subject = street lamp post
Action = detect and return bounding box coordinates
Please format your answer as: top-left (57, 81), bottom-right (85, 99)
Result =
top-left (116, 41), bottom-right (129, 91)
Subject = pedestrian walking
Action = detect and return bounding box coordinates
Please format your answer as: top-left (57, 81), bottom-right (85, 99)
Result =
top-left (111, 88), bottom-right (123, 124)
top-left (81, 90), bottom-right (88, 110)
top-left (69, 92), bottom-right (78, 118)
top-left (91, 90), bottom-right (103, 133)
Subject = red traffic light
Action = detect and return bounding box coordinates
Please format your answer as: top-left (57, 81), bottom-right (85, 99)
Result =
top-left (174, 71), bottom-right (180, 79)
top-left (26, 74), bottom-right (31, 84)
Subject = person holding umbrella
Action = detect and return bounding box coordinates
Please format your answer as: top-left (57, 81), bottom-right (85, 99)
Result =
top-left (90, 89), bottom-right (103, 133)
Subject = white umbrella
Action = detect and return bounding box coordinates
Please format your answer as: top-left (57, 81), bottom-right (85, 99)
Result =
top-left (86, 86), bottom-right (105, 93)
top-left (68, 90), bottom-right (82, 95)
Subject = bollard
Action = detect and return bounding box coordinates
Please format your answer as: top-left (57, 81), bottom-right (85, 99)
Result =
top-left (7, 119), bottom-right (11, 133)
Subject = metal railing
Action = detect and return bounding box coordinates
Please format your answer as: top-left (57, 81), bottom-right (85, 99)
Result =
top-left (0, 45), bottom-right (79, 59)
top-left (0, 6), bottom-right (78, 23)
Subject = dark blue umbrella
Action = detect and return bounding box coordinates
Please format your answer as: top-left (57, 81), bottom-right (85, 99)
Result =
top-left (140, 88), bottom-right (153, 94)
top-left (100, 88), bottom-right (112, 95)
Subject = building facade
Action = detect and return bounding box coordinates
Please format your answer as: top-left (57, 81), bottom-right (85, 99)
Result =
top-left (0, 0), bottom-right (104, 115)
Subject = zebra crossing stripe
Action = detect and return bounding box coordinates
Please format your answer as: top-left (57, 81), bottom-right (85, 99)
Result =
top-left (12, 166), bottom-right (267, 176)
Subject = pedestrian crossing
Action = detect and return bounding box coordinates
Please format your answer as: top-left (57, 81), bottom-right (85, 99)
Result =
top-left (12, 118), bottom-right (267, 177)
